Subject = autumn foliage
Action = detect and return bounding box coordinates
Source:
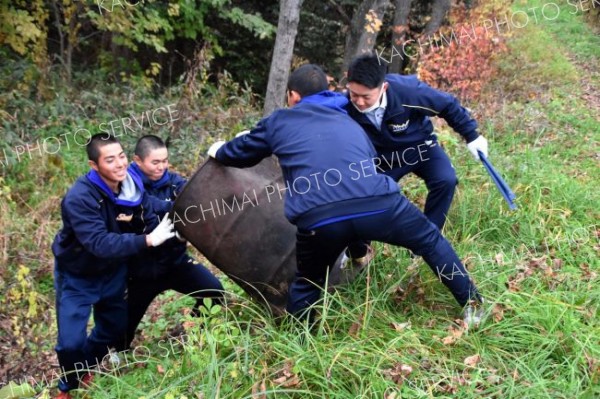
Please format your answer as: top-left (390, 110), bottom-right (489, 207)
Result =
top-left (417, 3), bottom-right (509, 102)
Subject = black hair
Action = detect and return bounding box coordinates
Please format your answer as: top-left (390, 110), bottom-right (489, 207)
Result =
top-left (87, 133), bottom-right (121, 163)
top-left (347, 54), bottom-right (388, 89)
top-left (287, 64), bottom-right (328, 98)
top-left (134, 135), bottom-right (166, 160)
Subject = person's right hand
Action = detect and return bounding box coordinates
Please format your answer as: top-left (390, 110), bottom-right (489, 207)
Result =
top-left (147, 215), bottom-right (175, 247)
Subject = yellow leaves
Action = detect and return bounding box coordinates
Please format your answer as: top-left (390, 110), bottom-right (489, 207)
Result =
top-left (0, 9), bottom-right (44, 55)
top-left (168, 4), bottom-right (181, 17)
top-left (27, 290), bottom-right (38, 318)
top-left (146, 62), bottom-right (162, 77)
top-left (364, 10), bottom-right (383, 34)
top-left (17, 264), bottom-right (30, 280)
top-left (6, 266), bottom-right (37, 317)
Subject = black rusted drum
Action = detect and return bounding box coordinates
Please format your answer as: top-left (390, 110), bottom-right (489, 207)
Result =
top-left (172, 157), bottom-right (358, 316)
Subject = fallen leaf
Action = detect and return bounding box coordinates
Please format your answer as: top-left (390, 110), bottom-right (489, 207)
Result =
top-left (391, 322), bottom-right (411, 332)
top-left (383, 363), bottom-right (413, 385)
top-left (464, 354), bottom-right (481, 367)
top-left (528, 255), bottom-right (547, 270)
top-left (491, 304), bottom-right (505, 322)
top-left (400, 364), bottom-right (413, 375)
top-left (441, 323), bottom-right (465, 345)
top-left (486, 374), bottom-right (502, 385)
top-left (580, 263), bottom-right (598, 281)
top-left (182, 320), bottom-right (196, 330)
top-left (349, 320), bottom-right (362, 337)
top-left (251, 380), bottom-right (267, 399)
top-left (494, 253), bottom-right (504, 265)
top-left (512, 369), bottom-right (520, 380)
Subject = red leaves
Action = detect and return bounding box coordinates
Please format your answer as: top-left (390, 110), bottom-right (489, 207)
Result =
top-left (418, 4), bottom-right (508, 102)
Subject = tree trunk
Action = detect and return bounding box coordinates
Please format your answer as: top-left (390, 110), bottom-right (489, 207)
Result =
top-left (341, 0), bottom-right (390, 81)
top-left (389, 0), bottom-right (413, 74)
top-left (423, 0), bottom-right (450, 37)
top-left (263, 0), bottom-right (304, 117)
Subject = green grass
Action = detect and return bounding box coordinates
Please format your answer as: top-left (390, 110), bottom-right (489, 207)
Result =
top-left (1, 1), bottom-right (599, 398)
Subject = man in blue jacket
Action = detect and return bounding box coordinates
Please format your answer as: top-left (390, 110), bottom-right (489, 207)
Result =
top-left (51, 134), bottom-right (175, 399)
top-left (125, 135), bottom-right (224, 349)
top-left (346, 54), bottom-right (489, 230)
top-left (208, 64), bottom-right (484, 326)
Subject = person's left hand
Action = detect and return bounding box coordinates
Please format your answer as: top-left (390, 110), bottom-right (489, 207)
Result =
top-left (207, 141), bottom-right (226, 158)
top-left (467, 135), bottom-right (488, 160)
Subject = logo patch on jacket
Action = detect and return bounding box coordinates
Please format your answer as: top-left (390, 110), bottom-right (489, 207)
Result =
top-left (116, 213), bottom-right (133, 222)
top-left (388, 119), bottom-right (410, 133)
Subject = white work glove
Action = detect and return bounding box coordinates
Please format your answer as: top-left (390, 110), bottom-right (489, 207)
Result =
top-left (235, 129), bottom-right (251, 138)
top-left (467, 135), bottom-right (488, 160)
top-left (207, 141), bottom-right (226, 158)
top-left (147, 215), bottom-right (175, 247)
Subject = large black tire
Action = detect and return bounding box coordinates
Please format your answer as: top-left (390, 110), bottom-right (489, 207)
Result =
top-left (172, 157), bottom-right (357, 316)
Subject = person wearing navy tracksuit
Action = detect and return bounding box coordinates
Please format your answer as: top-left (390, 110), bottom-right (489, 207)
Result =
top-left (208, 64), bottom-right (483, 323)
top-left (51, 134), bottom-right (175, 398)
top-left (345, 54), bottom-right (489, 230)
top-left (124, 135), bottom-right (224, 349)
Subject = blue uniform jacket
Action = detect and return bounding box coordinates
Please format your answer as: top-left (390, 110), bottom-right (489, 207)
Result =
top-left (215, 91), bottom-right (399, 228)
top-left (346, 74), bottom-right (479, 154)
top-left (128, 164), bottom-right (190, 278)
top-left (129, 163), bottom-right (186, 218)
top-left (52, 174), bottom-right (157, 276)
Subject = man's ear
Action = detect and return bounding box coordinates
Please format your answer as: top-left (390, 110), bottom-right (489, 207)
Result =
top-left (287, 90), bottom-right (302, 107)
top-left (133, 154), bottom-right (142, 165)
top-left (382, 81), bottom-right (389, 92)
top-left (88, 159), bottom-right (99, 171)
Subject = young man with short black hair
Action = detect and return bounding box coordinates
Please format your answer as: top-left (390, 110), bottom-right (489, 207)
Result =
top-left (124, 135), bottom-right (224, 349)
top-left (346, 53), bottom-right (489, 230)
top-left (52, 134), bottom-right (175, 399)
